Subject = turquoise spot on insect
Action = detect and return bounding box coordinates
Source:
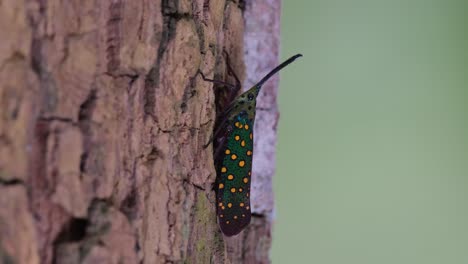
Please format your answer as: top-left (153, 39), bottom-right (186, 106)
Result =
top-left (200, 53), bottom-right (302, 236)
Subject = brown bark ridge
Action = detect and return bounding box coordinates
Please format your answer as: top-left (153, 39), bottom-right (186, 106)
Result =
top-left (0, 0), bottom-right (281, 263)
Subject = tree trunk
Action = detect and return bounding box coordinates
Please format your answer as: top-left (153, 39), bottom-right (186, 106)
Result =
top-left (0, 0), bottom-right (281, 263)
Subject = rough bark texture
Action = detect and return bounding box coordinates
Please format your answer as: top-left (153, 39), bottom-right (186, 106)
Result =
top-left (0, 0), bottom-right (280, 263)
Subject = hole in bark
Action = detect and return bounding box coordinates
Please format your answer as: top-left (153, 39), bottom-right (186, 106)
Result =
top-left (135, 240), bottom-right (141, 252)
top-left (180, 102), bottom-right (187, 112)
top-left (121, 188), bottom-right (138, 220)
top-left (79, 152), bottom-right (88, 173)
top-left (52, 218), bottom-right (89, 264)
top-left (54, 218), bottom-right (89, 244)
top-left (78, 90), bottom-right (97, 122)
top-left (146, 147), bottom-right (161, 161)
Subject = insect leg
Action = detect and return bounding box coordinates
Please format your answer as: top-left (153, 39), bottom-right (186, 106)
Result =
top-left (200, 52), bottom-right (242, 148)
top-left (212, 134), bottom-right (228, 162)
top-left (199, 51), bottom-right (242, 100)
top-left (203, 115), bottom-right (230, 149)
top-left (222, 50), bottom-right (242, 101)
top-left (198, 70), bottom-right (238, 90)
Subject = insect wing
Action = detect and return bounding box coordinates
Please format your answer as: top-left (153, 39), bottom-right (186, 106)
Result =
top-left (215, 118), bottom-right (253, 236)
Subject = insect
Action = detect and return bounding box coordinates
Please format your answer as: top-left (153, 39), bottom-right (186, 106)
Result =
top-left (201, 53), bottom-right (302, 236)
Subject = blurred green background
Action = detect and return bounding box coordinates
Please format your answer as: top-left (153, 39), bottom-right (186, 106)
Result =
top-left (273, 0), bottom-right (468, 263)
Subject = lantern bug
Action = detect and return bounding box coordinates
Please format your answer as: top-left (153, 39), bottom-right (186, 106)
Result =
top-left (200, 53), bottom-right (302, 236)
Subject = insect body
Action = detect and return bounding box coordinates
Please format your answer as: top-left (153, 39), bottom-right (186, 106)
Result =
top-left (203, 54), bottom-right (302, 236)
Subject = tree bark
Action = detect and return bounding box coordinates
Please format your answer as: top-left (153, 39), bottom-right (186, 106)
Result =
top-left (0, 0), bottom-right (281, 263)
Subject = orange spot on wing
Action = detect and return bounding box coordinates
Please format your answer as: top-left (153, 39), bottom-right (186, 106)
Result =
top-left (227, 174), bottom-right (234, 180)
top-left (230, 188), bottom-right (236, 193)
top-left (239, 160), bottom-right (245, 167)
top-left (219, 183), bottom-right (224, 189)
top-left (221, 167), bottom-right (227, 173)
top-left (231, 154), bottom-right (237, 160)
top-left (235, 135), bottom-right (240, 141)
top-left (241, 140), bottom-right (246, 147)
